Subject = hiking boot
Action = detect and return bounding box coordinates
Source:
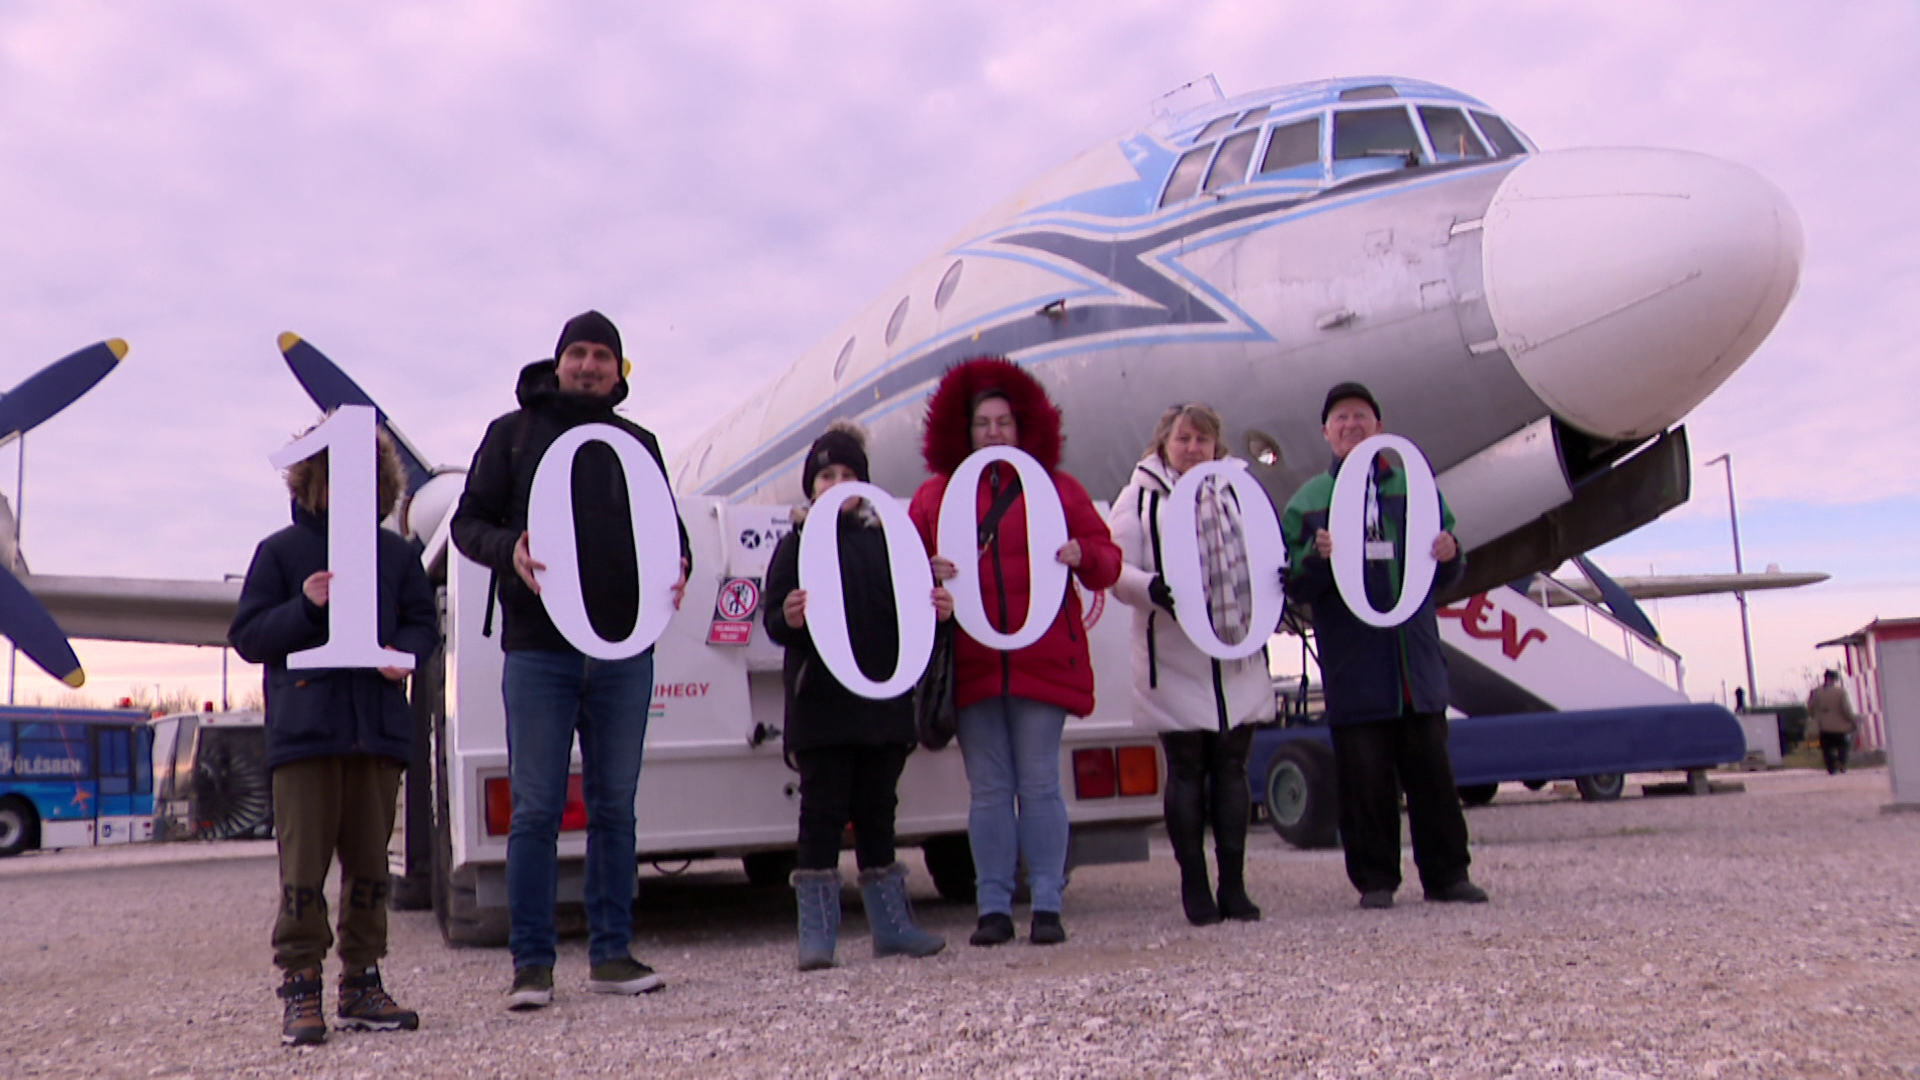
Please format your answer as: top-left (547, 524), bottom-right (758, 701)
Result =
top-left (1358, 889), bottom-right (1396, 910)
top-left (1030, 910), bottom-right (1067, 946)
top-left (278, 966), bottom-right (327, 1046)
top-left (587, 956), bottom-right (665, 995)
top-left (1425, 879), bottom-right (1490, 904)
top-left (507, 966), bottom-right (553, 1011)
top-left (969, 912), bottom-right (1015, 947)
top-left (336, 966), bottom-right (419, 1032)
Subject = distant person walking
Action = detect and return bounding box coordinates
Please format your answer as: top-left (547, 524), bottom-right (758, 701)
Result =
top-left (763, 420), bottom-right (950, 971)
top-left (450, 311), bottom-right (692, 1010)
top-left (1281, 382), bottom-right (1488, 911)
top-left (909, 357), bottom-right (1122, 947)
top-left (1808, 670), bottom-right (1859, 775)
top-left (229, 425), bottom-right (439, 1047)
top-left (1108, 402), bottom-right (1274, 926)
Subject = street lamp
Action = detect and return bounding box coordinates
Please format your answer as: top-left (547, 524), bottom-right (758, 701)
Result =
top-left (1704, 453), bottom-right (1758, 709)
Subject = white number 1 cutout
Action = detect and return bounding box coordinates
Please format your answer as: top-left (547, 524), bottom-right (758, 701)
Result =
top-left (269, 406), bottom-right (416, 671)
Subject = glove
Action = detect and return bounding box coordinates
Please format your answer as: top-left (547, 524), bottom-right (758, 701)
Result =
top-left (1148, 575), bottom-right (1176, 615)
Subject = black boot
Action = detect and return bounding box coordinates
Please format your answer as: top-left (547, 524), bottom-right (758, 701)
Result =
top-left (1213, 726), bottom-right (1261, 922)
top-left (1161, 733), bottom-right (1220, 926)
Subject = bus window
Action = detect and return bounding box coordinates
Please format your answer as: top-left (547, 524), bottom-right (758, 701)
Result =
top-left (1333, 107), bottom-right (1421, 180)
top-left (1203, 130), bottom-right (1260, 193)
top-left (1470, 111), bottom-right (1529, 157)
top-left (1259, 117), bottom-right (1322, 180)
top-left (1418, 107), bottom-right (1489, 162)
top-left (1160, 145), bottom-right (1214, 207)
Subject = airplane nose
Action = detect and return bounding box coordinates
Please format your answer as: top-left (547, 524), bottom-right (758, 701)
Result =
top-left (1480, 148), bottom-right (1803, 441)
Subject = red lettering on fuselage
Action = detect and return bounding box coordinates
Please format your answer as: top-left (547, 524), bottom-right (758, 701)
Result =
top-left (1438, 594), bottom-right (1548, 661)
top-left (652, 682), bottom-right (710, 700)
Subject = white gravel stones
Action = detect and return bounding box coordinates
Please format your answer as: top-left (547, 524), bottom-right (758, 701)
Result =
top-left (2, 768), bottom-right (1917, 1078)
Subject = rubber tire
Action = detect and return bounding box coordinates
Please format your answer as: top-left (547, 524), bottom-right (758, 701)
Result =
top-left (922, 833), bottom-right (976, 904)
top-left (1458, 783), bottom-right (1499, 808)
top-left (0, 797), bottom-right (39, 858)
top-left (1264, 739), bottom-right (1339, 850)
top-left (431, 710), bottom-right (510, 948)
top-left (1575, 773), bottom-right (1626, 802)
top-left (742, 850), bottom-right (800, 888)
top-left (1522, 779), bottom-right (1548, 792)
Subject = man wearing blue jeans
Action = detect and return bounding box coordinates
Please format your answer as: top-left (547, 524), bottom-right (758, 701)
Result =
top-left (451, 311), bottom-right (690, 1009)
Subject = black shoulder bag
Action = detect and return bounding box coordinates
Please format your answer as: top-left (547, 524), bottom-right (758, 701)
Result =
top-left (914, 472), bottom-right (1023, 751)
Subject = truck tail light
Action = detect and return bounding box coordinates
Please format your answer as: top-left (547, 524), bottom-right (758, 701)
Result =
top-left (1117, 745), bottom-right (1160, 797)
top-left (484, 774), bottom-right (588, 836)
top-left (1072, 748), bottom-right (1117, 800)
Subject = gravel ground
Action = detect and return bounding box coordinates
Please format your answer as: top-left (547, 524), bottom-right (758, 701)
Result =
top-left (2, 768), bottom-right (1916, 1079)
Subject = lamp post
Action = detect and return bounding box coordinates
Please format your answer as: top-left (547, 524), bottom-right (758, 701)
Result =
top-left (1704, 453), bottom-right (1758, 709)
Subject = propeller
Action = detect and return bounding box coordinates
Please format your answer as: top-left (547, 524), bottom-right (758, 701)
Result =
top-left (1571, 555), bottom-right (1661, 642)
top-left (275, 333), bottom-right (434, 493)
top-left (0, 339), bottom-right (129, 687)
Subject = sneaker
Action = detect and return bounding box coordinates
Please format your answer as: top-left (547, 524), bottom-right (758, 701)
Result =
top-left (587, 956), bottom-right (665, 995)
top-left (1030, 911), bottom-right (1067, 946)
top-left (1425, 880), bottom-right (1490, 904)
top-left (278, 966), bottom-right (327, 1046)
top-left (968, 912), bottom-right (1016, 947)
top-left (1358, 889), bottom-right (1396, 910)
top-left (507, 966), bottom-right (554, 1011)
top-left (336, 967), bottom-right (420, 1032)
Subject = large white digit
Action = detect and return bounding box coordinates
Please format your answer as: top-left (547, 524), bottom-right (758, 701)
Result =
top-left (526, 423), bottom-right (682, 660)
top-left (270, 406), bottom-right (415, 671)
top-left (936, 447), bottom-right (1069, 652)
top-left (797, 481), bottom-right (936, 699)
top-left (1328, 434), bottom-right (1442, 629)
top-left (1159, 460), bottom-right (1289, 660)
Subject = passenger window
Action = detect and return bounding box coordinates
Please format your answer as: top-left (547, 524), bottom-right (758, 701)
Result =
top-left (1259, 118), bottom-right (1322, 178)
top-left (831, 337), bottom-right (857, 380)
top-left (1418, 107), bottom-right (1489, 162)
top-left (1160, 145), bottom-right (1214, 206)
top-left (1470, 112), bottom-right (1528, 157)
top-left (1194, 115), bottom-right (1238, 142)
top-left (1333, 107), bottom-right (1421, 171)
top-left (885, 299), bottom-right (909, 346)
top-left (1203, 130), bottom-right (1259, 193)
top-left (934, 260), bottom-right (963, 310)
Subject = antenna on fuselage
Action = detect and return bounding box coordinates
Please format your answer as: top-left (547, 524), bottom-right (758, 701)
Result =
top-left (1148, 74), bottom-right (1225, 119)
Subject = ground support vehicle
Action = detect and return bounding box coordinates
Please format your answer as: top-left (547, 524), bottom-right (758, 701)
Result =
top-left (397, 497), bottom-right (1165, 946)
top-left (149, 710), bottom-right (273, 842)
top-left (0, 705), bottom-right (154, 856)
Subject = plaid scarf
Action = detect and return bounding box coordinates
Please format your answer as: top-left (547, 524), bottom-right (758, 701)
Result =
top-left (1194, 474), bottom-right (1253, 647)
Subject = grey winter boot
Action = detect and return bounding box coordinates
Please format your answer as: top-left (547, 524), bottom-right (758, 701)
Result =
top-left (857, 863), bottom-right (946, 959)
top-left (791, 868), bottom-right (842, 971)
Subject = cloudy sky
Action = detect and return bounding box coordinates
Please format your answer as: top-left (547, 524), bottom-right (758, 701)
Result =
top-left (2, 0), bottom-right (1915, 709)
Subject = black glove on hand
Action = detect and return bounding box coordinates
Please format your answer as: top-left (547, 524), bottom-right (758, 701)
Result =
top-left (1148, 575), bottom-right (1176, 615)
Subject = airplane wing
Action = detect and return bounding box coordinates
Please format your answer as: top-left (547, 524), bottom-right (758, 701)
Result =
top-left (22, 574), bottom-right (241, 648)
top-left (1544, 569), bottom-right (1828, 606)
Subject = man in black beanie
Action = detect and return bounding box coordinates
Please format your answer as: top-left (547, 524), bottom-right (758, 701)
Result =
top-left (451, 310), bottom-right (693, 1010)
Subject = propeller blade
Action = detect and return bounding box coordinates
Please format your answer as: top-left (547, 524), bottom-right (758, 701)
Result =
top-left (1572, 555), bottom-right (1662, 642)
top-left (0, 340), bottom-right (128, 447)
top-left (276, 333), bottom-right (434, 493)
top-left (0, 562), bottom-right (84, 687)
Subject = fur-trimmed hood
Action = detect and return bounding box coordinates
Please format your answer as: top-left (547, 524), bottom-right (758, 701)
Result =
top-left (920, 356), bottom-right (1063, 477)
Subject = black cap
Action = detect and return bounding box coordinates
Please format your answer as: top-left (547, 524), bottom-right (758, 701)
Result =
top-left (802, 424), bottom-right (870, 498)
top-left (1321, 381), bottom-right (1380, 423)
top-left (555, 310), bottom-right (624, 364)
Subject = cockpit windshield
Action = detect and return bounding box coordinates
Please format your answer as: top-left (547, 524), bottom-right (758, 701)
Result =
top-left (1418, 107), bottom-right (1489, 162)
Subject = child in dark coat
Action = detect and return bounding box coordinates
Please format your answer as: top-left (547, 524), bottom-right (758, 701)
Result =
top-left (229, 423), bottom-right (439, 1046)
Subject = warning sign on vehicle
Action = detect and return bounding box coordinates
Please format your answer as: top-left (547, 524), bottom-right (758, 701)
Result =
top-left (708, 577), bottom-right (762, 646)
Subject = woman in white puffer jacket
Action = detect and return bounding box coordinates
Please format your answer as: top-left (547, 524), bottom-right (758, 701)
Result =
top-left (1107, 403), bottom-right (1276, 926)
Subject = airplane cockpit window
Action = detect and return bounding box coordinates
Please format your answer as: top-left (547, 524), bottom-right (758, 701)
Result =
top-left (1339, 85), bottom-right (1399, 101)
top-left (1235, 106), bottom-right (1269, 129)
top-left (1258, 117), bottom-right (1322, 179)
top-left (1160, 144), bottom-right (1214, 206)
top-left (1203, 129), bottom-right (1260, 193)
top-left (1333, 107), bottom-right (1421, 178)
top-left (1418, 107), bottom-right (1489, 162)
top-left (934, 260), bottom-right (963, 310)
top-left (1192, 115), bottom-right (1238, 143)
top-left (1470, 111), bottom-right (1529, 157)
top-left (832, 337), bottom-right (857, 381)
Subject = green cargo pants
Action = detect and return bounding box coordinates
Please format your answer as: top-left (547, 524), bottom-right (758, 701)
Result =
top-left (271, 754), bottom-right (405, 972)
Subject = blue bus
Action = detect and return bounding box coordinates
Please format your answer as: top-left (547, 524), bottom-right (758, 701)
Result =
top-left (0, 705), bottom-right (155, 856)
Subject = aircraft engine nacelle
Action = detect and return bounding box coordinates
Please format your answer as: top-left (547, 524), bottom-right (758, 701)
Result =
top-left (401, 470), bottom-right (468, 544)
top-left (1435, 417), bottom-right (1572, 551)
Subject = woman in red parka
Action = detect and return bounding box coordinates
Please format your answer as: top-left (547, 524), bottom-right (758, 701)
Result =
top-left (908, 357), bottom-right (1121, 947)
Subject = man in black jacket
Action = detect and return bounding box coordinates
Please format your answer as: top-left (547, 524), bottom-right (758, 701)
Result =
top-left (230, 426), bottom-right (440, 1046)
top-left (449, 311), bottom-right (690, 1011)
